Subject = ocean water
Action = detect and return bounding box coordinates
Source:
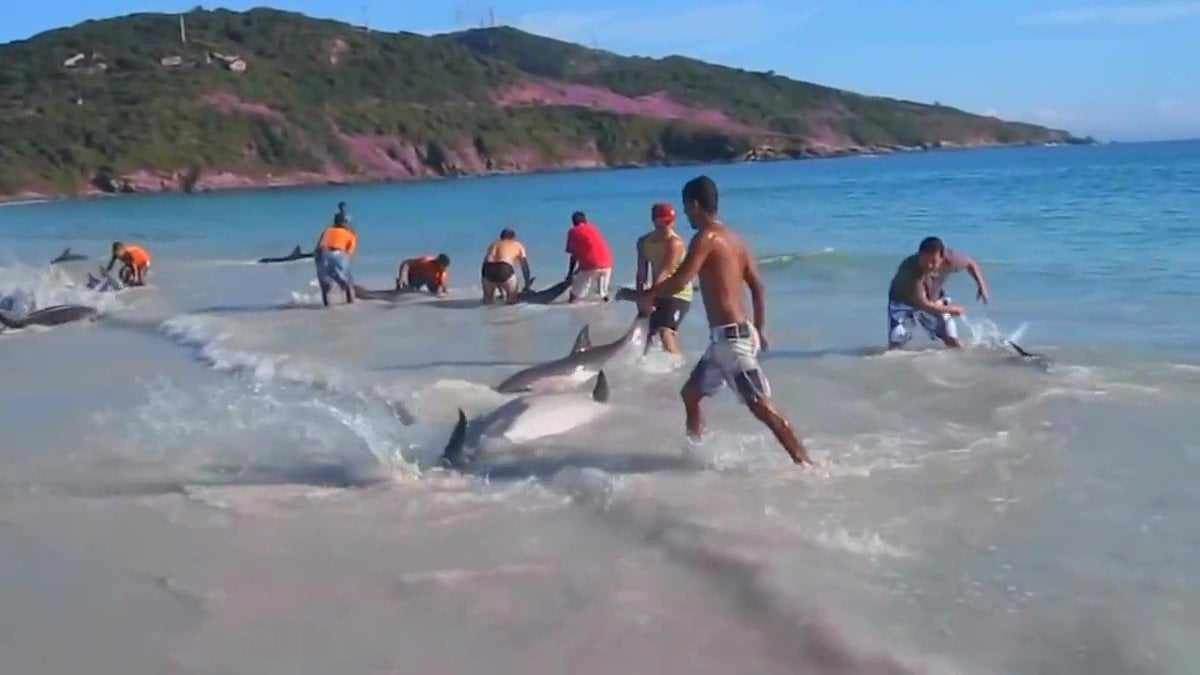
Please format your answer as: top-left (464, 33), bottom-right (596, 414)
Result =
top-left (1, 141), bottom-right (1198, 674)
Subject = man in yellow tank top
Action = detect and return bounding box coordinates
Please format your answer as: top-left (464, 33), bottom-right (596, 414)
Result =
top-left (635, 202), bottom-right (692, 355)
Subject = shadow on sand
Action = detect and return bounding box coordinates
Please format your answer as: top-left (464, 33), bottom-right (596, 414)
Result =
top-left (468, 450), bottom-right (699, 482)
top-left (47, 450), bottom-right (699, 499)
top-left (46, 461), bottom-right (392, 498)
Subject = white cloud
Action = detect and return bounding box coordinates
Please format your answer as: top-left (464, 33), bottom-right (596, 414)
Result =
top-left (1019, 2), bottom-right (1200, 27)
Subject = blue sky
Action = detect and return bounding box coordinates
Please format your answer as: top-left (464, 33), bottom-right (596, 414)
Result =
top-left (4, 1), bottom-right (1197, 140)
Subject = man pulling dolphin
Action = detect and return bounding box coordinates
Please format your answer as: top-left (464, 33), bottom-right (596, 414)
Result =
top-left (635, 175), bottom-right (812, 466)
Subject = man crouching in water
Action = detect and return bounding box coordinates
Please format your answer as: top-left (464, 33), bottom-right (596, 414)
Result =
top-left (637, 175), bottom-right (812, 466)
top-left (481, 228), bottom-right (532, 304)
top-left (887, 236), bottom-right (967, 350)
top-left (106, 241), bottom-right (151, 286)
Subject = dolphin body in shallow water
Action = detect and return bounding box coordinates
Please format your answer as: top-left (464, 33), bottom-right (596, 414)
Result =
top-left (494, 313), bottom-right (648, 393)
top-left (257, 245), bottom-right (314, 264)
top-left (351, 284), bottom-right (420, 302)
top-left (1005, 340), bottom-right (1052, 371)
top-left (0, 304), bottom-right (98, 331)
top-left (516, 277), bottom-right (571, 305)
top-left (50, 248), bottom-right (88, 264)
top-left (86, 268), bottom-right (124, 292)
top-left (442, 371), bottom-right (611, 469)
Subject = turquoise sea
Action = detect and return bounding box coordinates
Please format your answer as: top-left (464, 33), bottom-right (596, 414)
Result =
top-left (1, 141), bottom-right (1197, 674)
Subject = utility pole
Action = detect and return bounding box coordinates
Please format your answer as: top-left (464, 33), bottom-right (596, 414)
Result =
top-left (362, 3), bottom-right (370, 33)
top-left (179, 14), bottom-right (187, 44)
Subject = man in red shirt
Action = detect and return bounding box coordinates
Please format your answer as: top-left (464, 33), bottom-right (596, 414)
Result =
top-left (564, 210), bottom-right (614, 303)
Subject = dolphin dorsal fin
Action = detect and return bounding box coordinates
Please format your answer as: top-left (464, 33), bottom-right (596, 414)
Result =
top-left (441, 409), bottom-right (469, 469)
top-left (290, 245), bottom-right (302, 256)
top-left (592, 371), bottom-right (610, 404)
top-left (570, 325), bottom-right (592, 354)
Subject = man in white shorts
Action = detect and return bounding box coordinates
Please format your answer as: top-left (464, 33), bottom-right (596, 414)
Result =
top-left (564, 210), bottom-right (613, 302)
top-left (636, 175), bottom-right (812, 466)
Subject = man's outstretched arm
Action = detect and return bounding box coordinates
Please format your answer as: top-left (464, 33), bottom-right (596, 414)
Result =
top-left (650, 233), bottom-right (710, 298)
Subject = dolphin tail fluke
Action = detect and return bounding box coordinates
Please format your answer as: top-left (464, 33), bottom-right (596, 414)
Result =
top-left (0, 311), bottom-right (23, 329)
top-left (571, 325), bottom-right (592, 353)
top-left (592, 370), bottom-right (610, 404)
top-left (1006, 340), bottom-right (1038, 359)
top-left (441, 409), bottom-right (469, 469)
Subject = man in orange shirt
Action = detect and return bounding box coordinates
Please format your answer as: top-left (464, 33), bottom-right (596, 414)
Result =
top-left (313, 216), bottom-right (357, 306)
top-left (396, 254), bottom-right (450, 295)
top-left (105, 241), bottom-right (151, 286)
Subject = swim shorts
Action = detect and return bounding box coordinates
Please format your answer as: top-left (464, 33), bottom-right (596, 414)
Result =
top-left (649, 297), bottom-right (691, 332)
top-left (570, 267), bottom-right (612, 301)
top-left (315, 249), bottom-right (353, 289)
top-left (686, 322), bottom-right (771, 404)
top-left (887, 297), bottom-right (958, 345)
top-left (481, 261), bottom-right (516, 284)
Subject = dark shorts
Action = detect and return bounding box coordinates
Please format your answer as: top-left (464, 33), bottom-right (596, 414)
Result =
top-left (649, 297), bottom-right (691, 332)
top-left (481, 261), bottom-right (515, 284)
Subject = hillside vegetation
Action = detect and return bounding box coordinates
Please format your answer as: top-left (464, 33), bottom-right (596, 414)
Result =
top-left (0, 8), bottom-right (1088, 198)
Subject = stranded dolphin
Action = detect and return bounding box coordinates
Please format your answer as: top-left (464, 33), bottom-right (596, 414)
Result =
top-left (516, 277), bottom-right (572, 304)
top-left (442, 370), bottom-right (611, 469)
top-left (86, 271), bottom-right (123, 292)
top-left (351, 284), bottom-right (422, 302)
top-left (1005, 340), bottom-right (1052, 371)
top-left (494, 312), bottom-right (648, 393)
top-left (0, 304), bottom-right (98, 331)
top-left (50, 248), bottom-right (88, 264)
top-left (257, 245), bottom-right (314, 264)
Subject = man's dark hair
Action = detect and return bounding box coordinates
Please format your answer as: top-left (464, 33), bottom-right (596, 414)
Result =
top-left (500, 228), bottom-right (515, 240)
top-left (436, 254), bottom-right (451, 267)
top-left (337, 201), bottom-right (346, 211)
top-left (571, 211), bottom-right (587, 225)
top-left (682, 175), bottom-right (718, 214)
top-left (918, 237), bottom-right (944, 255)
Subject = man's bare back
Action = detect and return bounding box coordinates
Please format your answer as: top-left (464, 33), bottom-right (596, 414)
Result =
top-left (485, 239), bottom-right (526, 264)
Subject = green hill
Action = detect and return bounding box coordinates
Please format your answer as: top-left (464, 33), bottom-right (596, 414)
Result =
top-left (0, 8), bottom-right (1089, 199)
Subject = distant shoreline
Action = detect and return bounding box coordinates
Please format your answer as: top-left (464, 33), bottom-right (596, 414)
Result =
top-left (0, 138), bottom-right (1102, 206)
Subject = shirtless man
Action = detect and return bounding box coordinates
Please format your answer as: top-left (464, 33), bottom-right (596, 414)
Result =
top-left (886, 237), bottom-right (968, 349)
top-left (637, 175), bottom-right (812, 466)
top-left (481, 228), bottom-right (532, 304)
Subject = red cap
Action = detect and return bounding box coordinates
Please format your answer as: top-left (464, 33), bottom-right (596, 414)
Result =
top-left (651, 202), bottom-right (676, 224)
